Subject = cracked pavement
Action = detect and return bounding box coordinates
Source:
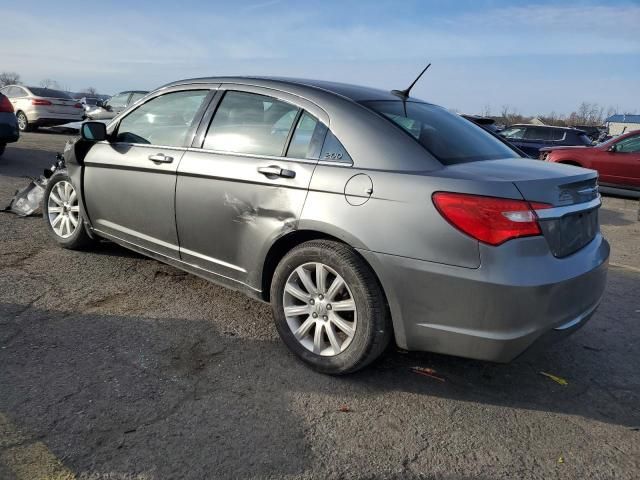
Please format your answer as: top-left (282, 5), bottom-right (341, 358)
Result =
top-left (0, 132), bottom-right (639, 479)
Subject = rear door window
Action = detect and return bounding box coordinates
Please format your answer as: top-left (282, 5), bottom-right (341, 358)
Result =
top-left (115, 90), bottom-right (209, 147)
top-left (524, 127), bottom-right (552, 141)
top-left (203, 91), bottom-right (299, 156)
top-left (549, 129), bottom-right (566, 141)
top-left (286, 112), bottom-right (327, 159)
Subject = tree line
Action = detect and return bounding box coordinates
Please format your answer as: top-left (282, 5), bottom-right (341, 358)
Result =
top-left (0, 71), bottom-right (98, 96)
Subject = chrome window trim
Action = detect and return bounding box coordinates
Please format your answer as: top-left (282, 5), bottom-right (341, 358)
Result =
top-left (185, 147), bottom-right (352, 166)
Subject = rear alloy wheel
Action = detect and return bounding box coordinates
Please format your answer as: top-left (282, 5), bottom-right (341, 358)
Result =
top-left (271, 240), bottom-right (391, 374)
top-left (283, 262), bottom-right (357, 356)
top-left (16, 111), bottom-right (31, 132)
top-left (43, 174), bottom-right (95, 249)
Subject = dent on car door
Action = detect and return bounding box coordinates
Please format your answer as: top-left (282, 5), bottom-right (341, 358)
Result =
top-left (82, 89), bottom-right (212, 258)
top-left (175, 89), bottom-right (326, 290)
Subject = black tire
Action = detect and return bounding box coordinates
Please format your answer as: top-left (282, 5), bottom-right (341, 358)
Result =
top-left (0, 144), bottom-right (5, 157)
top-left (270, 240), bottom-right (391, 374)
top-left (16, 111), bottom-right (33, 132)
top-left (43, 173), bottom-right (95, 250)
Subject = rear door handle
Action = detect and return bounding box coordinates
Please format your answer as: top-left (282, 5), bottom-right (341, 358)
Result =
top-left (148, 153), bottom-right (173, 163)
top-left (257, 165), bottom-right (296, 179)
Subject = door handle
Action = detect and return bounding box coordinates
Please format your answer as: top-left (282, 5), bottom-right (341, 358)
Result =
top-left (148, 153), bottom-right (173, 163)
top-left (257, 165), bottom-right (296, 179)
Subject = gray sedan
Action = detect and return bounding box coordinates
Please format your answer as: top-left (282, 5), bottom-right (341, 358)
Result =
top-left (43, 77), bottom-right (609, 374)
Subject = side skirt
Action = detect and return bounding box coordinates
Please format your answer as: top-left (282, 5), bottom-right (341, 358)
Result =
top-left (91, 228), bottom-right (265, 302)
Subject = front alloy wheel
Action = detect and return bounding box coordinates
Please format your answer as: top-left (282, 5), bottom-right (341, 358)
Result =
top-left (48, 180), bottom-right (79, 238)
top-left (43, 174), bottom-right (95, 250)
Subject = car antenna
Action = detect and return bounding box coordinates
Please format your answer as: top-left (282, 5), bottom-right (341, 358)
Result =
top-left (391, 63), bottom-right (431, 100)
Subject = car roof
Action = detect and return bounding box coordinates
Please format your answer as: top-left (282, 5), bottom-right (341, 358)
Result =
top-left (118, 90), bottom-right (149, 94)
top-left (162, 76), bottom-right (416, 103)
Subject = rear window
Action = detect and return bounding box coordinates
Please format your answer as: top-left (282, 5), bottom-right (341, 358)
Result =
top-left (363, 101), bottom-right (518, 164)
top-left (27, 87), bottom-right (72, 99)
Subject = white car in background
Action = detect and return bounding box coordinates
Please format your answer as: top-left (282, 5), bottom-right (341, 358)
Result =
top-left (0, 85), bottom-right (84, 132)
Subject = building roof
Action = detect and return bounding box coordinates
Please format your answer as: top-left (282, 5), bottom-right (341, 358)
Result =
top-left (605, 114), bottom-right (640, 124)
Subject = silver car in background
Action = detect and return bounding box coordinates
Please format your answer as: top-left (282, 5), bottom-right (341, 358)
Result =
top-left (85, 90), bottom-right (148, 120)
top-left (0, 85), bottom-right (84, 131)
top-left (44, 77), bottom-right (609, 374)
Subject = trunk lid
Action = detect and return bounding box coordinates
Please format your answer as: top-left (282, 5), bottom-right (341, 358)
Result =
top-left (442, 158), bottom-right (601, 257)
top-left (39, 96), bottom-right (81, 115)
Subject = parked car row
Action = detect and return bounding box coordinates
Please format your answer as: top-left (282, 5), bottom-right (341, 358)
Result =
top-left (0, 85), bottom-right (149, 131)
top-left (0, 85), bottom-right (84, 131)
top-left (499, 124), bottom-right (594, 158)
top-left (44, 76), bottom-right (609, 373)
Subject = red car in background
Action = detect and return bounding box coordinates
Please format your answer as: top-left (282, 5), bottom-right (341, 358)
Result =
top-left (541, 130), bottom-right (640, 196)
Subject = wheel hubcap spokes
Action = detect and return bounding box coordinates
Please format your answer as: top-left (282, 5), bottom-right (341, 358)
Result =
top-left (48, 181), bottom-right (80, 238)
top-left (283, 262), bottom-right (357, 356)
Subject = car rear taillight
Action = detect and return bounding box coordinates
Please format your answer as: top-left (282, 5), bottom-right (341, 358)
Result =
top-left (32, 99), bottom-right (52, 106)
top-left (432, 192), bottom-right (551, 246)
top-left (74, 103), bottom-right (82, 108)
top-left (0, 95), bottom-right (13, 113)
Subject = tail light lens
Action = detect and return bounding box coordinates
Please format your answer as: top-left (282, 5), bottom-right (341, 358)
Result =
top-left (0, 95), bottom-right (13, 113)
top-left (74, 103), bottom-right (82, 108)
top-left (32, 98), bottom-right (52, 106)
top-left (432, 192), bottom-right (551, 246)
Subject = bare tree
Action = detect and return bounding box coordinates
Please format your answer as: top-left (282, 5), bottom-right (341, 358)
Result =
top-left (0, 71), bottom-right (21, 87)
top-left (499, 105), bottom-right (528, 126)
top-left (569, 102), bottom-right (606, 126)
top-left (80, 86), bottom-right (98, 95)
top-left (480, 104), bottom-right (492, 117)
top-left (39, 78), bottom-right (60, 89)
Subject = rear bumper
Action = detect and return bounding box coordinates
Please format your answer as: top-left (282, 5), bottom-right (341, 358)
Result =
top-left (32, 117), bottom-right (83, 127)
top-left (358, 233), bottom-right (609, 362)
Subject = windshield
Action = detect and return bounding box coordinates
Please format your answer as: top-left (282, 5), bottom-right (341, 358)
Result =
top-left (27, 87), bottom-right (73, 99)
top-left (362, 101), bottom-right (519, 164)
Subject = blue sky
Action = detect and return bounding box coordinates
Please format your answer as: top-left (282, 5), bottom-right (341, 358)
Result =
top-left (1, 0), bottom-right (638, 115)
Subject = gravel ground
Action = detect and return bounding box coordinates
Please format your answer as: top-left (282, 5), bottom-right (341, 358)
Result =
top-left (1, 132), bottom-right (638, 480)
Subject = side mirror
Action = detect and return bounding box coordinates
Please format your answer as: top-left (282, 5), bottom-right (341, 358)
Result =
top-left (81, 121), bottom-right (107, 141)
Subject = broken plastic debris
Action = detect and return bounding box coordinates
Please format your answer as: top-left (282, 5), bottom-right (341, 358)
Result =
top-left (5, 177), bottom-right (47, 216)
top-left (411, 366), bottom-right (446, 382)
top-left (557, 456), bottom-right (565, 464)
top-left (539, 371), bottom-right (568, 386)
top-left (338, 405), bottom-right (350, 413)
